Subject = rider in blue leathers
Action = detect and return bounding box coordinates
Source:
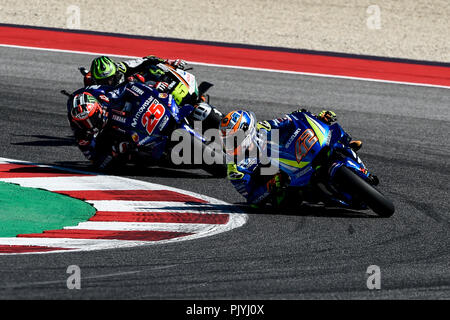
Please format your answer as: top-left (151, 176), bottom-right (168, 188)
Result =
top-left (67, 81), bottom-right (172, 170)
top-left (219, 109), bottom-right (362, 208)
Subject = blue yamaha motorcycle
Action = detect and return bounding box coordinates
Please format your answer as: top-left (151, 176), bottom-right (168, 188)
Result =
top-left (266, 111), bottom-right (395, 217)
top-left (63, 81), bottom-right (226, 176)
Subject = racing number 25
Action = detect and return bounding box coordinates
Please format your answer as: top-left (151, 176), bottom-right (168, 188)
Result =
top-left (141, 100), bottom-right (165, 135)
top-left (295, 129), bottom-right (318, 163)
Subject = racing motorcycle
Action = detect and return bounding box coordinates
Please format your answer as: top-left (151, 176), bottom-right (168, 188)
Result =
top-left (260, 111), bottom-right (395, 217)
top-left (79, 62), bottom-right (214, 111)
top-left (62, 81), bottom-right (226, 176)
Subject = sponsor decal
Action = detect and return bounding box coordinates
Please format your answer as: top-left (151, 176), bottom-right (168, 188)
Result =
top-left (158, 115), bottom-right (169, 131)
top-left (137, 135), bottom-right (154, 146)
top-left (111, 114), bottom-right (127, 124)
top-left (131, 132), bottom-right (139, 143)
top-left (131, 85), bottom-right (144, 96)
top-left (167, 81), bottom-right (177, 91)
top-left (254, 191), bottom-right (270, 204)
top-left (285, 128), bottom-right (302, 148)
top-left (159, 93), bottom-right (168, 99)
top-left (131, 97), bottom-right (154, 127)
top-left (294, 165), bottom-right (313, 179)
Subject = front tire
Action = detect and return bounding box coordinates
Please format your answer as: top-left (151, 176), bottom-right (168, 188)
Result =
top-left (334, 166), bottom-right (395, 217)
top-left (197, 138), bottom-right (227, 177)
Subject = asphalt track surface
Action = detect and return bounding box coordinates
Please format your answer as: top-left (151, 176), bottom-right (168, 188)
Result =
top-left (0, 46), bottom-right (449, 299)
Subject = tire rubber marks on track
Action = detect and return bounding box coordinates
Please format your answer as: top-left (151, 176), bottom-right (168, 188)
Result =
top-left (0, 158), bottom-right (247, 254)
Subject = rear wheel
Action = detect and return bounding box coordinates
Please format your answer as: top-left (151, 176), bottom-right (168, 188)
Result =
top-left (334, 166), bottom-right (395, 217)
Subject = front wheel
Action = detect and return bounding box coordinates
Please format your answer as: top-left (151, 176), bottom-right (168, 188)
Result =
top-left (334, 166), bottom-right (395, 217)
top-left (189, 103), bottom-right (223, 135)
top-left (197, 138), bottom-right (227, 178)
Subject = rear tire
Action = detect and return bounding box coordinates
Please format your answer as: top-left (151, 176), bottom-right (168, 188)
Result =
top-left (334, 166), bottom-right (395, 217)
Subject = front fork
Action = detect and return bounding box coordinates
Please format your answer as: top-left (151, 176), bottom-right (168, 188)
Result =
top-left (318, 151), bottom-right (377, 208)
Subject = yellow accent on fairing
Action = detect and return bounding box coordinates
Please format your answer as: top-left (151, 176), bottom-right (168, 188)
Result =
top-left (305, 115), bottom-right (328, 146)
top-left (278, 158), bottom-right (310, 169)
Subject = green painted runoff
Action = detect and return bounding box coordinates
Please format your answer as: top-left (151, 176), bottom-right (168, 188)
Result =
top-left (0, 182), bottom-right (96, 237)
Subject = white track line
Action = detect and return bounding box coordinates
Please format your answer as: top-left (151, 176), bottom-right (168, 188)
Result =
top-left (64, 221), bottom-right (218, 233)
top-left (86, 200), bottom-right (227, 213)
top-left (0, 43), bottom-right (448, 90)
top-left (0, 176), bottom-right (169, 191)
top-left (0, 237), bottom-right (147, 249)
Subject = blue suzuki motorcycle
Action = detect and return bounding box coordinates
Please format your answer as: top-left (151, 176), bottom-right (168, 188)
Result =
top-left (265, 111), bottom-right (395, 217)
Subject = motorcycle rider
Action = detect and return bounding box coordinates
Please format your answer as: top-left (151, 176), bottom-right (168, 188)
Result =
top-left (83, 55), bottom-right (187, 90)
top-left (67, 76), bottom-right (221, 171)
top-left (219, 109), bottom-right (362, 208)
top-left (67, 81), bottom-right (171, 171)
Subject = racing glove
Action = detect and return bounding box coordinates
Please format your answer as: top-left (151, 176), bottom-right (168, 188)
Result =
top-left (143, 55), bottom-right (166, 64)
top-left (83, 71), bottom-right (93, 87)
top-left (266, 173), bottom-right (284, 193)
top-left (318, 110), bottom-right (337, 124)
top-left (127, 74), bottom-right (146, 83)
top-left (297, 107), bottom-right (310, 113)
top-left (266, 173), bottom-right (290, 208)
top-left (111, 141), bottom-right (130, 158)
top-left (78, 139), bottom-right (95, 160)
top-left (155, 81), bottom-right (169, 92)
top-left (167, 59), bottom-right (187, 70)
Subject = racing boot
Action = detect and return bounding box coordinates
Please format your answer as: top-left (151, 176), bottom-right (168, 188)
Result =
top-left (318, 110), bottom-right (337, 124)
top-left (349, 140), bottom-right (362, 151)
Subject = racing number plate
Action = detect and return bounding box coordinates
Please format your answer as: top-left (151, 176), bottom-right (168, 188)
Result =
top-left (172, 82), bottom-right (189, 105)
top-left (142, 99), bottom-right (165, 135)
top-left (295, 129), bottom-right (318, 163)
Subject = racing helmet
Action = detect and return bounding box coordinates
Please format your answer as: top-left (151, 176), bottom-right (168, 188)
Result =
top-left (219, 110), bottom-right (257, 156)
top-left (70, 92), bottom-right (105, 132)
top-left (90, 56), bottom-right (119, 86)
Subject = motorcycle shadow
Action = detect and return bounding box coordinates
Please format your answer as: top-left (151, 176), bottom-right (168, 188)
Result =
top-left (11, 134), bottom-right (76, 147)
top-left (112, 164), bottom-right (219, 179)
top-left (237, 202), bottom-right (379, 219)
top-left (51, 161), bottom-right (218, 179)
